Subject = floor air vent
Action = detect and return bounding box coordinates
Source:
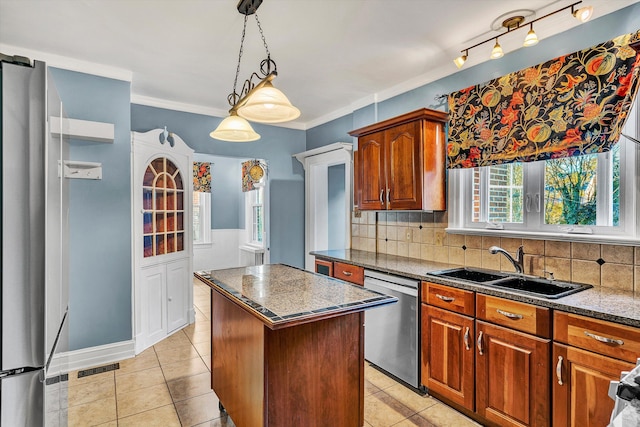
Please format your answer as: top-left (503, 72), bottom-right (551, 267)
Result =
top-left (77, 363), bottom-right (120, 378)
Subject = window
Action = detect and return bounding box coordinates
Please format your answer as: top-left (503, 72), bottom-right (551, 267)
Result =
top-left (450, 101), bottom-right (638, 241)
top-left (192, 191), bottom-right (211, 244)
top-left (247, 187), bottom-right (264, 246)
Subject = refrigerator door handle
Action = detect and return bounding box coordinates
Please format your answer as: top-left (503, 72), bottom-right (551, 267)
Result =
top-left (0, 366), bottom-right (42, 379)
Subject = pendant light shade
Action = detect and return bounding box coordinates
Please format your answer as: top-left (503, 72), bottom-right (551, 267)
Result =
top-left (210, 112), bottom-right (260, 142)
top-left (490, 39), bottom-right (504, 59)
top-left (523, 25), bottom-right (539, 47)
top-left (237, 81), bottom-right (301, 123)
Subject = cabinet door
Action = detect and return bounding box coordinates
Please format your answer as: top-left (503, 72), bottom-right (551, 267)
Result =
top-left (139, 265), bottom-right (167, 348)
top-left (422, 305), bottom-right (474, 411)
top-left (421, 119), bottom-right (446, 211)
top-left (552, 343), bottom-right (634, 427)
top-left (385, 121), bottom-right (422, 210)
top-left (358, 131), bottom-right (386, 210)
top-left (476, 320), bottom-right (550, 427)
top-left (166, 259), bottom-right (189, 333)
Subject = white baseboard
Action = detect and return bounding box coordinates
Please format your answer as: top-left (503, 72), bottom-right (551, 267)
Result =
top-left (60, 340), bottom-right (136, 373)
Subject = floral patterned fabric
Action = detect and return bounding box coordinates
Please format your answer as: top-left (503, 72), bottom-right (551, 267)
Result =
top-left (242, 160), bottom-right (255, 192)
top-left (193, 162), bottom-right (211, 192)
top-left (447, 30), bottom-right (640, 169)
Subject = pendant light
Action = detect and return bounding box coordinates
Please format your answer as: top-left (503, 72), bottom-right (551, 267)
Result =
top-left (210, 0), bottom-right (300, 142)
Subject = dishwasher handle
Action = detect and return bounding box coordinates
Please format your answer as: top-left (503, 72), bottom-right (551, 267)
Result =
top-left (364, 278), bottom-right (418, 297)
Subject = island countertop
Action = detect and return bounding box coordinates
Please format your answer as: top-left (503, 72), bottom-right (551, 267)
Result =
top-left (194, 263), bottom-right (397, 330)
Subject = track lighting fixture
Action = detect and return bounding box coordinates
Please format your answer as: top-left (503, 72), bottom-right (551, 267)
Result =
top-left (453, 1), bottom-right (592, 68)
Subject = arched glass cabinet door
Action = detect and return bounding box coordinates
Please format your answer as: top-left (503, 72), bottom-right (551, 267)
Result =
top-left (142, 157), bottom-right (185, 257)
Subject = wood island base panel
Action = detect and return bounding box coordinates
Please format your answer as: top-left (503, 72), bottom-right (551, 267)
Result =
top-left (194, 264), bottom-right (397, 427)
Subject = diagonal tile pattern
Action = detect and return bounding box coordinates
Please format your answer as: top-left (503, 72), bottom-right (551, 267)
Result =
top-left (66, 278), bottom-right (481, 426)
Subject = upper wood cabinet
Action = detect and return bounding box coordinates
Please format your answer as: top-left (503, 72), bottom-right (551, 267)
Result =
top-left (349, 108), bottom-right (448, 211)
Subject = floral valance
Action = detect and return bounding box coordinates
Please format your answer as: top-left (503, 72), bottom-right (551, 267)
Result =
top-left (447, 30), bottom-right (640, 169)
top-left (193, 162), bottom-right (211, 192)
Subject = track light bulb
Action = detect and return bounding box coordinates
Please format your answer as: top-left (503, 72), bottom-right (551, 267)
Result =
top-left (490, 39), bottom-right (503, 59)
top-left (454, 51), bottom-right (468, 69)
top-left (523, 25), bottom-right (539, 47)
top-left (573, 5), bottom-right (593, 23)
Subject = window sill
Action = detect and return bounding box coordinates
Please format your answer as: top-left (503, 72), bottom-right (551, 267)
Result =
top-left (446, 227), bottom-right (640, 246)
top-left (194, 242), bottom-right (212, 248)
top-left (239, 244), bottom-right (265, 253)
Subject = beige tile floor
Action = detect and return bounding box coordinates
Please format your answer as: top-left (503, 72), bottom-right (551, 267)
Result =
top-left (66, 279), bottom-right (481, 427)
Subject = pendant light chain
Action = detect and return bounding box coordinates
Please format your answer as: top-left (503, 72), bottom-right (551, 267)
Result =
top-left (254, 12), bottom-right (276, 75)
top-left (230, 14), bottom-right (249, 106)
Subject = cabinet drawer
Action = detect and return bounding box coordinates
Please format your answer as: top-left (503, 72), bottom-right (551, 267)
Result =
top-left (554, 311), bottom-right (640, 363)
top-left (476, 294), bottom-right (551, 338)
top-left (334, 262), bottom-right (364, 286)
top-left (314, 259), bottom-right (333, 277)
top-left (422, 282), bottom-right (474, 316)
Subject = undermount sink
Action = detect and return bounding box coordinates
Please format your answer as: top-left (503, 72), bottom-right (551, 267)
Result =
top-left (427, 267), bottom-right (592, 299)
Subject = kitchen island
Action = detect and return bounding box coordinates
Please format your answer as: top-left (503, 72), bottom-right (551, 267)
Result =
top-left (194, 264), bottom-right (396, 427)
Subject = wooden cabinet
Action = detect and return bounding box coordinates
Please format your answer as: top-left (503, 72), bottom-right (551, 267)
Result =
top-left (333, 261), bottom-right (364, 286)
top-left (314, 257), bottom-right (364, 286)
top-left (476, 320), bottom-right (550, 427)
top-left (552, 312), bottom-right (637, 427)
top-left (422, 304), bottom-right (475, 410)
top-left (350, 108), bottom-right (448, 211)
top-left (421, 282), bottom-right (475, 411)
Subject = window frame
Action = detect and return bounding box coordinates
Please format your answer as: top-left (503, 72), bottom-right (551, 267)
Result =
top-left (448, 100), bottom-right (640, 244)
top-left (192, 191), bottom-right (211, 245)
top-left (245, 185), bottom-right (265, 248)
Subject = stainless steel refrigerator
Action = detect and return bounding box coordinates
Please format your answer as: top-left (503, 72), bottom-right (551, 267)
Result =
top-left (1, 58), bottom-right (70, 426)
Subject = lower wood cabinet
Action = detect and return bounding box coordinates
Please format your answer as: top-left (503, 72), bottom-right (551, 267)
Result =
top-left (421, 304), bottom-right (475, 411)
top-left (475, 320), bottom-right (551, 427)
top-left (552, 343), bottom-right (633, 427)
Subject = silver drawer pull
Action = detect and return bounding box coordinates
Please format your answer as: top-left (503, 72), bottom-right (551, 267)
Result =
top-left (556, 356), bottom-right (564, 385)
top-left (477, 331), bottom-right (484, 355)
top-left (436, 294), bottom-right (455, 303)
top-left (584, 331), bottom-right (624, 346)
top-left (464, 327), bottom-right (470, 351)
top-left (497, 309), bottom-right (523, 320)
top-left (380, 189), bottom-right (384, 204)
top-left (342, 271), bottom-right (352, 276)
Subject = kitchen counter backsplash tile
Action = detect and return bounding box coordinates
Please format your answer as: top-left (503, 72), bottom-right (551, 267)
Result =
top-left (312, 248), bottom-right (640, 328)
top-left (350, 211), bottom-right (640, 292)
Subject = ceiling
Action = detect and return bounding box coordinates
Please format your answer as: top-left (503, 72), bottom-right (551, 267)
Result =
top-left (0, 0), bottom-right (637, 129)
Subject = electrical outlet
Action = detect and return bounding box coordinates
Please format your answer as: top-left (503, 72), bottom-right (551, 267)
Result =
top-left (406, 230), bottom-right (411, 241)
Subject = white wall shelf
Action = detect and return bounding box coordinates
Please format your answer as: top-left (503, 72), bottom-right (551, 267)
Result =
top-left (59, 160), bottom-right (102, 180)
top-left (50, 117), bottom-right (114, 143)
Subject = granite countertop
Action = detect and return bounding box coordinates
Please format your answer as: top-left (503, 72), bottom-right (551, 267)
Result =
top-left (194, 263), bottom-right (397, 329)
top-left (312, 249), bottom-right (640, 328)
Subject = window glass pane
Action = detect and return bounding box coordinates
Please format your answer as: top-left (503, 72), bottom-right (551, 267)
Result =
top-left (544, 154), bottom-right (597, 225)
top-left (612, 144), bottom-right (620, 227)
top-left (472, 163), bottom-right (523, 223)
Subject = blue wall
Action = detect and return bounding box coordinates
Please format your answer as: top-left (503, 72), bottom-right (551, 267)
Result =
top-left (131, 104), bottom-right (307, 266)
top-left (194, 153), bottom-right (244, 230)
top-left (305, 4), bottom-right (640, 149)
top-left (49, 68), bottom-right (132, 351)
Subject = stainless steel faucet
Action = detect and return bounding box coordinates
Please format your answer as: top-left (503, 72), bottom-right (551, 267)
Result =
top-left (489, 245), bottom-right (524, 274)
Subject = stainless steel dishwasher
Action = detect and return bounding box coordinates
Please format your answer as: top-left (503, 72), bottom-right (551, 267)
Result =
top-left (364, 269), bottom-right (419, 388)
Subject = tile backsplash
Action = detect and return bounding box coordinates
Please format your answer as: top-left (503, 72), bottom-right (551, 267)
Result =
top-left (350, 211), bottom-right (640, 292)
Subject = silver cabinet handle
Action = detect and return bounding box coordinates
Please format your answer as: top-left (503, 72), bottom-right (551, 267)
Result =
top-left (477, 331), bottom-right (484, 355)
top-left (584, 331), bottom-right (624, 346)
top-left (556, 356), bottom-right (564, 385)
top-left (436, 294), bottom-right (455, 303)
top-left (342, 271), bottom-right (352, 276)
top-left (464, 327), bottom-right (470, 351)
top-left (497, 309), bottom-right (524, 320)
top-left (380, 189), bottom-right (384, 204)
top-left (387, 188), bottom-right (390, 203)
